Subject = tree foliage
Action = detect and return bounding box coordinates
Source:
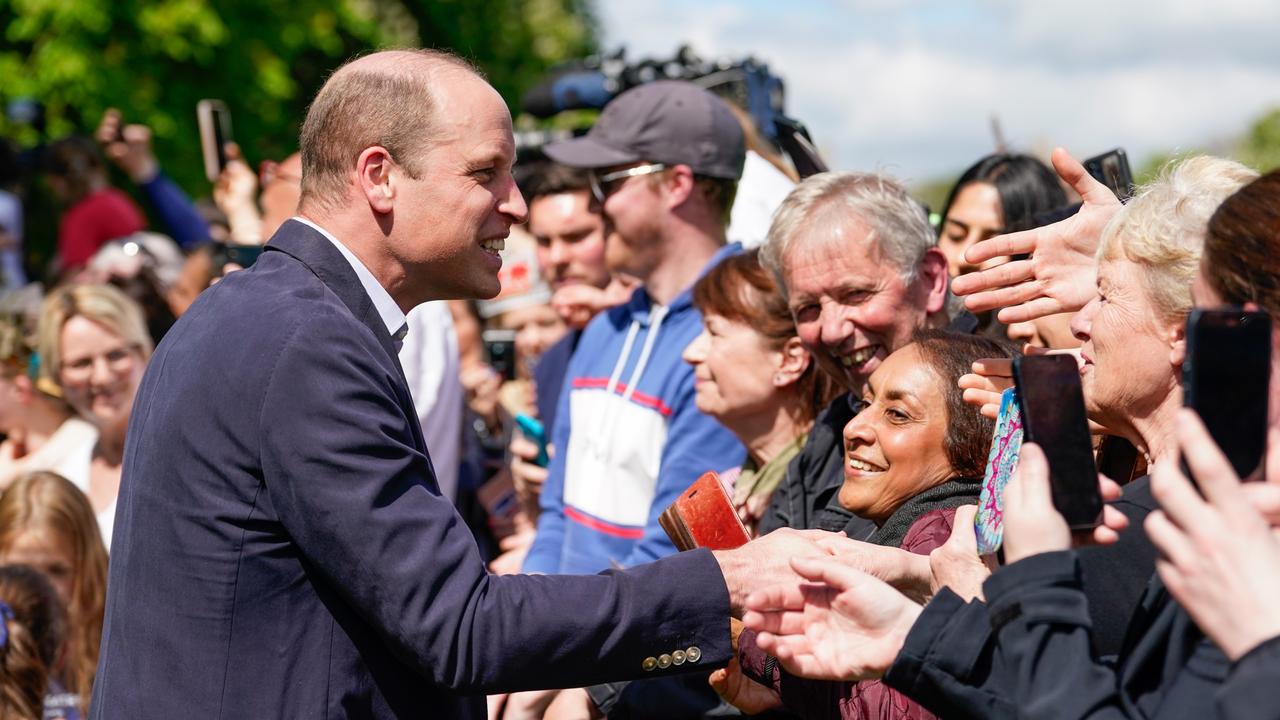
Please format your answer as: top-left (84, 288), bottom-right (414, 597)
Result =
top-left (0, 0), bottom-right (598, 192)
top-left (1234, 107), bottom-right (1280, 174)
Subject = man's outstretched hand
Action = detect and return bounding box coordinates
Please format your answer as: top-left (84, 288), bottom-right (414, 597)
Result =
top-left (951, 148), bottom-right (1121, 324)
top-left (713, 528), bottom-right (833, 617)
top-left (741, 556), bottom-right (923, 682)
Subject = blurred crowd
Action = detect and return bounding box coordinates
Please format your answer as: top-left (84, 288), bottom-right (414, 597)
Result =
top-left (1, 51), bottom-right (1279, 720)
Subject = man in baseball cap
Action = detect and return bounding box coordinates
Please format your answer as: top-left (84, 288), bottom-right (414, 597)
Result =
top-left (542, 80), bottom-right (745, 291)
top-left (512, 81), bottom-right (747, 716)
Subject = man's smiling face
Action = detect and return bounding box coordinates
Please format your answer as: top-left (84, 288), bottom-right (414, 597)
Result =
top-left (784, 218), bottom-right (933, 394)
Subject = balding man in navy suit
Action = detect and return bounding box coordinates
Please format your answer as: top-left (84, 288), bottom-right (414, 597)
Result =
top-left (90, 49), bottom-right (823, 719)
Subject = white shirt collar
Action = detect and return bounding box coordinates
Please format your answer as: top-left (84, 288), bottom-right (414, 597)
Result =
top-left (290, 216), bottom-right (407, 341)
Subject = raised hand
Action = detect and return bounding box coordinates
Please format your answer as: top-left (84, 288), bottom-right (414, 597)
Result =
top-left (549, 275), bottom-right (636, 329)
top-left (742, 556), bottom-right (922, 682)
top-left (951, 148), bottom-right (1121, 324)
top-left (213, 143), bottom-right (264, 244)
top-left (1145, 409), bottom-right (1280, 661)
top-left (959, 356), bottom-right (1016, 420)
top-left (96, 108), bottom-right (159, 184)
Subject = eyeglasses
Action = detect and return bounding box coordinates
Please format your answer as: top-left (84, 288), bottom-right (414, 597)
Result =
top-left (588, 163), bottom-right (666, 203)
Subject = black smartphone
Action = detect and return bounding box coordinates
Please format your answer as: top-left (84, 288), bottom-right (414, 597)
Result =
top-left (1083, 148), bottom-right (1135, 203)
top-left (210, 243), bottom-right (265, 277)
top-left (1013, 354), bottom-right (1103, 529)
top-left (773, 115), bottom-right (829, 179)
top-left (482, 329), bottom-right (518, 382)
top-left (1183, 308), bottom-right (1271, 482)
top-left (197, 99), bottom-right (233, 183)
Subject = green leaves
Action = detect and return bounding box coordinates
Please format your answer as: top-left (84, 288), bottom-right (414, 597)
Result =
top-left (0, 0), bottom-right (597, 193)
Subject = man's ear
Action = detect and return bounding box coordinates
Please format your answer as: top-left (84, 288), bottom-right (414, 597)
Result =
top-left (918, 248), bottom-right (950, 315)
top-left (357, 146), bottom-right (397, 214)
top-left (661, 164), bottom-right (696, 211)
top-left (774, 337), bottom-right (811, 388)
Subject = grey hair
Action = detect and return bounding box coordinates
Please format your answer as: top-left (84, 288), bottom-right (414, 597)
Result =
top-left (760, 171), bottom-right (937, 297)
top-left (1097, 155), bottom-right (1257, 322)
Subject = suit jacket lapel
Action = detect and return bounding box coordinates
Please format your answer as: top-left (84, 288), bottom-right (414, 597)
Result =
top-left (264, 221), bottom-right (431, 459)
top-left (266, 220), bottom-right (403, 366)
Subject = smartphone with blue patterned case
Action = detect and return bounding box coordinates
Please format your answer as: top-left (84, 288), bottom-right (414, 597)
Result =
top-left (975, 387), bottom-right (1024, 554)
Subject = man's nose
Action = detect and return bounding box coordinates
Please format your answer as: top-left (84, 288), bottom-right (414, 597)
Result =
top-left (548, 239), bottom-right (571, 266)
top-left (500, 178), bottom-right (529, 224)
top-left (819, 306), bottom-right (851, 348)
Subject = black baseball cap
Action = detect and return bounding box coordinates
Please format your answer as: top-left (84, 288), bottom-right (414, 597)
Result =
top-left (543, 80), bottom-right (746, 180)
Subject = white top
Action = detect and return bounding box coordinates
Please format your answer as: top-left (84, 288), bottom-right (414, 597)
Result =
top-left (727, 151), bottom-right (797, 250)
top-left (399, 302), bottom-right (463, 502)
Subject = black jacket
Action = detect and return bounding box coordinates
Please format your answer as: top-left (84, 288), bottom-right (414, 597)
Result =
top-left (980, 552), bottom-right (1228, 719)
top-left (1218, 635), bottom-right (1280, 720)
top-left (91, 221), bottom-right (733, 719)
top-left (758, 392), bottom-right (876, 538)
top-left (884, 476), bottom-right (1161, 718)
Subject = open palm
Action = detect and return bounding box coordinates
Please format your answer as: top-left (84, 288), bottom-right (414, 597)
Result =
top-left (951, 147), bottom-right (1121, 324)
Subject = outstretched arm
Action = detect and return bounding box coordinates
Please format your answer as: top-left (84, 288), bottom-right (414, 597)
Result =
top-left (742, 555), bottom-right (923, 682)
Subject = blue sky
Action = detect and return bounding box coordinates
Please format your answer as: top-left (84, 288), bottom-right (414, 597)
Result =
top-left (597, 0), bottom-right (1280, 182)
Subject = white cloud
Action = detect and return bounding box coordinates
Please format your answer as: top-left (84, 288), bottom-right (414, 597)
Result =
top-left (595, 0), bottom-right (1280, 180)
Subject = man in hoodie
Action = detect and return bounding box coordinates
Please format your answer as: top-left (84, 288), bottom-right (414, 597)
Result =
top-left (509, 80), bottom-right (747, 718)
top-left (522, 80), bottom-right (746, 576)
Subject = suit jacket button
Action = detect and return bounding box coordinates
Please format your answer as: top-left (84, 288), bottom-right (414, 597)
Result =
top-left (657, 654), bottom-right (673, 669)
top-left (672, 650), bottom-right (686, 665)
top-left (686, 646), bottom-right (702, 663)
top-left (642, 657), bottom-right (658, 672)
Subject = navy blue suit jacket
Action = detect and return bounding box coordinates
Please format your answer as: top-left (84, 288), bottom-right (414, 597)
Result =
top-left (90, 220), bottom-right (731, 719)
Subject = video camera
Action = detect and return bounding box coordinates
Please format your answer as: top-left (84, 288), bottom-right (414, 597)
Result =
top-left (519, 45), bottom-right (829, 178)
top-left (522, 45), bottom-right (785, 140)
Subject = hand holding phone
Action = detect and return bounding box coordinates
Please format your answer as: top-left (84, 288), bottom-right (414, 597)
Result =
top-left (198, 99), bottom-right (234, 183)
top-left (1013, 355), bottom-right (1103, 529)
top-left (1083, 148), bottom-right (1135, 203)
top-left (482, 329), bottom-right (518, 382)
top-left (514, 414), bottom-right (550, 467)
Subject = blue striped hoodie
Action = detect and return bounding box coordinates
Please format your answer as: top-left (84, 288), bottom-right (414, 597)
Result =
top-left (523, 243), bottom-right (746, 574)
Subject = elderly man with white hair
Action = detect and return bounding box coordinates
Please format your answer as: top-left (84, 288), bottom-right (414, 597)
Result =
top-left (756, 171), bottom-right (962, 538)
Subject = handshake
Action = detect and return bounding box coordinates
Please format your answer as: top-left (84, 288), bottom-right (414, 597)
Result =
top-left (712, 501), bottom-right (996, 678)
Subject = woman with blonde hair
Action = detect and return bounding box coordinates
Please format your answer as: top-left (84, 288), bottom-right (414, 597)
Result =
top-left (0, 471), bottom-right (109, 717)
top-left (37, 284), bottom-right (152, 547)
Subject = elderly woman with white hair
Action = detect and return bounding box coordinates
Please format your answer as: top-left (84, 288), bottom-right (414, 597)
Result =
top-left (741, 155), bottom-right (1260, 720)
